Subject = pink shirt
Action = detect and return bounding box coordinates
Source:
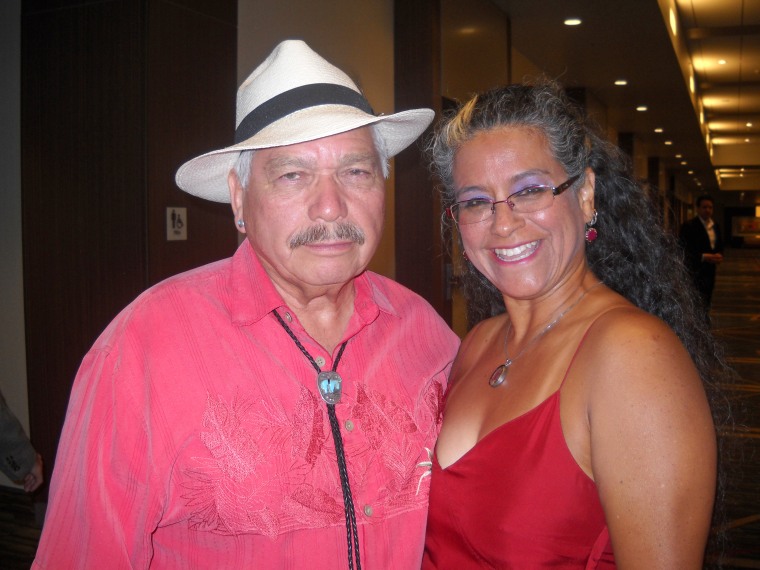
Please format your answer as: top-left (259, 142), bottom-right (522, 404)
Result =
top-left (34, 241), bottom-right (459, 569)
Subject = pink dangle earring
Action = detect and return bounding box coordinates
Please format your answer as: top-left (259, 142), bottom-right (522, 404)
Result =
top-left (585, 209), bottom-right (598, 243)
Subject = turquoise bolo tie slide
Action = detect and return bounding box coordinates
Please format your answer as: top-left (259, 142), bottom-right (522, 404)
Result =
top-left (317, 371), bottom-right (343, 404)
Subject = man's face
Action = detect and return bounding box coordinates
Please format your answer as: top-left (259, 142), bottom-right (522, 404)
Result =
top-left (229, 127), bottom-right (386, 300)
top-left (697, 199), bottom-right (714, 222)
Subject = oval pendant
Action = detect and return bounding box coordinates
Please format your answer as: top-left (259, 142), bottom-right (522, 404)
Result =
top-left (489, 364), bottom-right (508, 388)
top-left (317, 371), bottom-right (343, 404)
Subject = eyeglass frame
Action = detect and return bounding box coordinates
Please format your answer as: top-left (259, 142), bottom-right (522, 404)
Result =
top-left (445, 174), bottom-right (581, 225)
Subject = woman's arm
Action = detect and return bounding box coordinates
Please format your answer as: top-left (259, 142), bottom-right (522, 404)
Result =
top-left (585, 309), bottom-right (716, 569)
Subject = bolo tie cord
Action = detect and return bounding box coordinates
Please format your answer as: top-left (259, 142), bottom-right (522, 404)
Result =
top-left (273, 311), bottom-right (361, 570)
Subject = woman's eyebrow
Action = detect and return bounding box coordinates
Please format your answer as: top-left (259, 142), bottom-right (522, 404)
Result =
top-left (453, 184), bottom-right (487, 199)
top-left (508, 169), bottom-right (552, 185)
top-left (454, 169), bottom-right (554, 198)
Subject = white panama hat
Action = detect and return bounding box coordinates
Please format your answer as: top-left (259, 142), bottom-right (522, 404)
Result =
top-left (175, 39), bottom-right (435, 203)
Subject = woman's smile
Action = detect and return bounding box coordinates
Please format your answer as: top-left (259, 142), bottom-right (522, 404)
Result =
top-left (494, 240), bottom-right (539, 262)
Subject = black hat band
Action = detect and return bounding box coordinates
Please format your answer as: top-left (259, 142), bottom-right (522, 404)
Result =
top-left (234, 83), bottom-right (375, 144)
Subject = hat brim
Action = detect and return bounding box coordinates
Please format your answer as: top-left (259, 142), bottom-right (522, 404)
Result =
top-left (175, 106), bottom-right (435, 203)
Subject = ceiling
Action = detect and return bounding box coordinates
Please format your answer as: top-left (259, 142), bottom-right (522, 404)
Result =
top-left (490, 0), bottom-right (760, 197)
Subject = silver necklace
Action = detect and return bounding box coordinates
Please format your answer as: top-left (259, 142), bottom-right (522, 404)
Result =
top-left (489, 282), bottom-right (602, 388)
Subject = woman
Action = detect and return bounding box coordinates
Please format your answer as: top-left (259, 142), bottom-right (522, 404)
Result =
top-left (422, 81), bottom-right (729, 568)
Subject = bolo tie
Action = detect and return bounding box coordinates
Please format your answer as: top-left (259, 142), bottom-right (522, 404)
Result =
top-left (274, 310), bottom-right (362, 570)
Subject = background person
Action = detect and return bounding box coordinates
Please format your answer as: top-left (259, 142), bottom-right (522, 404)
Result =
top-left (680, 194), bottom-right (724, 311)
top-left (33, 40), bottom-right (459, 569)
top-left (422, 81), bottom-right (730, 569)
top-left (0, 389), bottom-right (43, 493)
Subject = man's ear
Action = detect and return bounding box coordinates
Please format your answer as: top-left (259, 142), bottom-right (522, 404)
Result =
top-left (228, 170), bottom-right (246, 234)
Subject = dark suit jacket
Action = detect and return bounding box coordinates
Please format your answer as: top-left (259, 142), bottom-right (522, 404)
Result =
top-left (0, 391), bottom-right (37, 482)
top-left (679, 216), bottom-right (724, 300)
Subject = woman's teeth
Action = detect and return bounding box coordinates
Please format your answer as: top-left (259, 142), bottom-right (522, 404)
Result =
top-left (494, 241), bottom-right (538, 262)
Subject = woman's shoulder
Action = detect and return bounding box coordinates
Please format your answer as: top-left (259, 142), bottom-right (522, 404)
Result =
top-left (574, 294), bottom-right (701, 400)
top-left (583, 299), bottom-right (682, 354)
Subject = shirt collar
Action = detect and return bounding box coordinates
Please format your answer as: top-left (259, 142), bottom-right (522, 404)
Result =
top-left (229, 240), bottom-right (399, 327)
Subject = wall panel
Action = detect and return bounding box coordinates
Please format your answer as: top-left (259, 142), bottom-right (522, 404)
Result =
top-left (394, 0), bottom-right (448, 319)
top-left (21, 0), bottom-right (237, 489)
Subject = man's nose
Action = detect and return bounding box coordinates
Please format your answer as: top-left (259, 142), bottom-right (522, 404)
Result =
top-left (308, 174), bottom-right (348, 222)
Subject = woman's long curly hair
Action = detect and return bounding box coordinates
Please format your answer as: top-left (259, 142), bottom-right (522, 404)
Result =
top-left (427, 79), bottom-right (734, 565)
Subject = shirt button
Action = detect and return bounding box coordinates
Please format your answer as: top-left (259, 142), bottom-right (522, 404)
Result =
top-left (315, 356), bottom-right (326, 367)
top-left (344, 419), bottom-right (354, 432)
top-left (363, 505), bottom-right (373, 517)
top-left (284, 312), bottom-right (293, 322)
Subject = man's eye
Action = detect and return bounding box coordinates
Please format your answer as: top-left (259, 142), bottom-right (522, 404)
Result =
top-left (346, 165), bottom-right (378, 177)
top-left (273, 171), bottom-right (312, 189)
top-left (339, 167), bottom-right (377, 188)
top-left (461, 198), bottom-right (492, 209)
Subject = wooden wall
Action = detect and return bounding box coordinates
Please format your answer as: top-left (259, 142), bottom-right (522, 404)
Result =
top-left (394, 0), bottom-right (450, 322)
top-left (21, 0), bottom-right (237, 491)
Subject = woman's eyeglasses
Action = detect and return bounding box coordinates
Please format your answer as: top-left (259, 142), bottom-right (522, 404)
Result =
top-left (446, 175), bottom-right (580, 225)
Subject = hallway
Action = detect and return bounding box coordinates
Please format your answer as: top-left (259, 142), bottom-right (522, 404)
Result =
top-left (711, 247), bottom-right (760, 569)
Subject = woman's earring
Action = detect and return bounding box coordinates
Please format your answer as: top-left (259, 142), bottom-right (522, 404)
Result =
top-left (237, 219), bottom-right (245, 228)
top-left (585, 209), bottom-right (598, 244)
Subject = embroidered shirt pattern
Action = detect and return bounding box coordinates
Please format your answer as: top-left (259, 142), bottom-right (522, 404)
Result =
top-left (183, 379), bottom-right (444, 537)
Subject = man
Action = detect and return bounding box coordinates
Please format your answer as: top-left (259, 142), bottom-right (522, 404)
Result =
top-left (0, 389), bottom-right (43, 493)
top-left (33, 40), bottom-right (459, 569)
top-left (679, 194), bottom-right (724, 310)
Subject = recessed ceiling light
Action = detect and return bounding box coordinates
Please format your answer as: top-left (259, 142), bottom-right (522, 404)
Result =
top-left (614, 79), bottom-right (628, 86)
top-left (664, 140), bottom-right (673, 145)
top-left (654, 128), bottom-right (664, 133)
top-left (681, 161), bottom-right (688, 165)
top-left (688, 170), bottom-right (694, 174)
top-left (564, 18), bottom-right (582, 26)
top-left (636, 105), bottom-right (648, 112)
top-left (747, 122), bottom-right (753, 128)
top-left (675, 154), bottom-right (682, 158)
top-left (746, 138), bottom-right (751, 142)
top-left (718, 59), bottom-right (727, 65)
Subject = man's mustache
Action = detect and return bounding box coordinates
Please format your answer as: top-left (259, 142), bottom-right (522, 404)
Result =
top-left (289, 223), bottom-right (366, 249)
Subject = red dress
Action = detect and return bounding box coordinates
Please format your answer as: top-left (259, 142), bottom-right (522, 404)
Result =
top-left (423, 388), bottom-right (616, 568)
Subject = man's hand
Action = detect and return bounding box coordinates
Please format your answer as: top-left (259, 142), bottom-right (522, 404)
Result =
top-left (23, 453), bottom-right (43, 493)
